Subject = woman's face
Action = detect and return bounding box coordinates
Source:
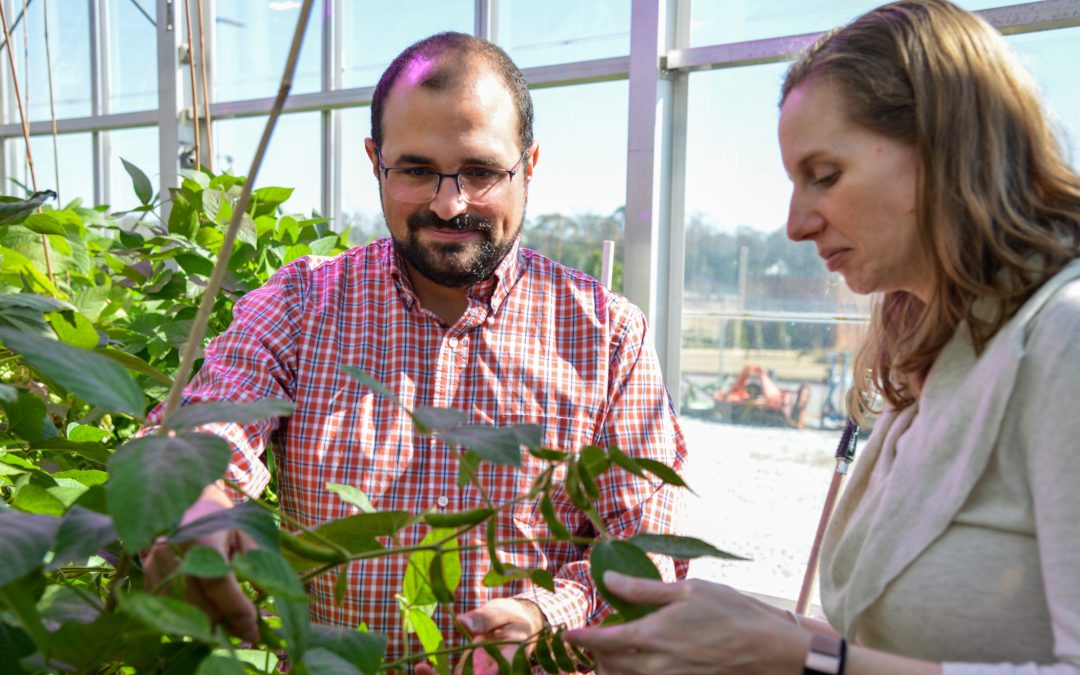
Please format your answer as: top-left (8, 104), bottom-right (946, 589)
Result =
top-left (779, 79), bottom-right (931, 301)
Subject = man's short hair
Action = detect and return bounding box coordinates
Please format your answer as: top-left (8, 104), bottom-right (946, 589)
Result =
top-left (370, 32), bottom-right (534, 157)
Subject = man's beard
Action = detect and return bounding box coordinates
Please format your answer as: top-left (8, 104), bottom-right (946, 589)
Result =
top-left (391, 210), bottom-right (520, 288)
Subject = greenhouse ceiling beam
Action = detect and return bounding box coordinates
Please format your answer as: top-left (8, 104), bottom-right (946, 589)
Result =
top-left (201, 56), bottom-right (631, 121)
top-left (663, 0), bottom-right (1080, 72)
top-left (0, 110), bottom-right (159, 139)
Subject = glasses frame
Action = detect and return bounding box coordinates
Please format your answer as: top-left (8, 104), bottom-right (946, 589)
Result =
top-left (376, 151), bottom-right (526, 205)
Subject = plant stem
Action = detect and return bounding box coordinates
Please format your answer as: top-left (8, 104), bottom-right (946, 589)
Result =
top-left (161, 0), bottom-right (315, 423)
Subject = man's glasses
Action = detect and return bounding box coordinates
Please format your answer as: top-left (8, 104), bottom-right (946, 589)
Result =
top-left (378, 153), bottom-right (524, 205)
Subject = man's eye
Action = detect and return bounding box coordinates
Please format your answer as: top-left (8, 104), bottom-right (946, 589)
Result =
top-left (402, 168), bottom-right (434, 177)
top-left (463, 168), bottom-right (498, 178)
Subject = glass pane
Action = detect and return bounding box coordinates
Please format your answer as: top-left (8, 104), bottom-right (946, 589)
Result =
top-left (339, 106), bottom-right (383, 240)
top-left (497, 0), bottom-right (630, 69)
top-left (521, 81), bottom-right (628, 288)
top-left (340, 1), bottom-right (473, 90)
top-left (5, 132), bottom-right (93, 207)
top-left (107, 127), bottom-right (159, 211)
top-left (4, 0), bottom-right (91, 121)
top-left (1008, 26), bottom-right (1080, 172)
top-left (213, 1), bottom-right (321, 101)
top-left (680, 63), bottom-right (868, 601)
top-left (213, 112), bottom-right (322, 215)
top-left (107, 0), bottom-right (157, 113)
top-left (689, 0), bottom-right (1005, 47)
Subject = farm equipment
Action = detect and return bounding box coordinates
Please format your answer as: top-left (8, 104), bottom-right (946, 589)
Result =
top-left (713, 364), bottom-right (811, 428)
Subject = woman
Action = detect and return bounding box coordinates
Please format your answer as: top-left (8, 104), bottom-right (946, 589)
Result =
top-left (565, 0), bottom-right (1080, 672)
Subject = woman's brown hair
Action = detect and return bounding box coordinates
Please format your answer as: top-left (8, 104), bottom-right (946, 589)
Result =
top-left (781, 0), bottom-right (1080, 419)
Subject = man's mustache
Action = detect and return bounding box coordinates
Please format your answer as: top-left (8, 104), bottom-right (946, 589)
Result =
top-left (407, 211), bottom-right (493, 234)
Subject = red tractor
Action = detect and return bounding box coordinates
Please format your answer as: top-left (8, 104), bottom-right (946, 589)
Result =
top-left (713, 364), bottom-right (811, 428)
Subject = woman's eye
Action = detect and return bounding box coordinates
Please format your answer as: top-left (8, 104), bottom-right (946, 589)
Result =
top-left (813, 172), bottom-right (839, 187)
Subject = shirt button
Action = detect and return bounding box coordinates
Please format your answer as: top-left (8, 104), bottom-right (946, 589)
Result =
top-left (448, 337), bottom-right (458, 349)
top-left (436, 496), bottom-right (449, 508)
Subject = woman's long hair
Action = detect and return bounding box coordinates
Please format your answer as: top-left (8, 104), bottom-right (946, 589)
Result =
top-left (781, 0), bottom-right (1080, 419)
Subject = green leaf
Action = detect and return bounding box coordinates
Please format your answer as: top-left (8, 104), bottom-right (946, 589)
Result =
top-left (106, 431), bottom-right (232, 550)
top-left (48, 505), bottom-right (117, 570)
top-left (31, 438), bottom-right (112, 464)
top-left (170, 497), bottom-right (281, 553)
top-left (628, 533), bottom-right (748, 561)
top-left (549, 631), bottom-right (580, 673)
top-left (406, 608), bottom-right (443, 657)
top-left (281, 511), bottom-right (410, 571)
top-left (180, 545), bottom-right (232, 578)
top-left (99, 347), bottom-right (174, 386)
top-left (13, 483), bottom-right (66, 516)
top-left (164, 399), bottom-right (295, 430)
top-left (22, 212), bottom-right (66, 235)
top-left (0, 190), bottom-right (55, 226)
top-left (252, 186), bottom-right (294, 209)
top-left (412, 406), bottom-right (468, 432)
top-left (635, 457), bottom-right (693, 492)
top-left (195, 655), bottom-right (248, 675)
top-left (0, 292), bottom-right (73, 315)
top-left (66, 425), bottom-right (110, 443)
top-left (481, 566), bottom-right (530, 588)
top-left (0, 328), bottom-right (145, 417)
top-left (607, 445), bottom-right (646, 478)
top-left (0, 382), bottom-right (16, 402)
top-left (37, 584), bottom-right (104, 626)
top-left (532, 633), bottom-right (561, 674)
top-left (176, 252), bottom-right (215, 277)
top-left (326, 482), bottom-right (376, 513)
top-left (233, 549), bottom-right (308, 602)
top-left (120, 591), bottom-right (214, 641)
top-left (309, 625), bottom-right (386, 675)
top-left (0, 511), bottom-right (60, 586)
top-left (403, 528), bottom-right (457, 606)
top-left (121, 158), bottom-right (154, 205)
top-left (0, 622), bottom-right (35, 674)
top-left (529, 568), bottom-right (556, 592)
top-left (47, 311), bottom-right (100, 349)
top-left (300, 648), bottom-right (365, 675)
top-left (439, 424), bottom-right (534, 467)
top-left (589, 540), bottom-right (663, 620)
top-left (210, 649), bottom-right (279, 673)
top-left (2, 390), bottom-right (48, 442)
top-left (275, 596), bottom-right (311, 662)
top-left (540, 495), bottom-right (571, 541)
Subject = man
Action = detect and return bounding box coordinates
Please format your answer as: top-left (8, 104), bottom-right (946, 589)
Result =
top-left (144, 32), bottom-right (687, 669)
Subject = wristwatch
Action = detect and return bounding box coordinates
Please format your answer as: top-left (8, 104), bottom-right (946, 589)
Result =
top-left (804, 633), bottom-right (846, 675)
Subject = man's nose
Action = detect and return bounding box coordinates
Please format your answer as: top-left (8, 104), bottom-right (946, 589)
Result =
top-left (429, 175), bottom-right (469, 221)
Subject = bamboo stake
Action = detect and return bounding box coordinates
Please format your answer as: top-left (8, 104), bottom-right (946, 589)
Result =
top-left (183, 0), bottom-right (200, 171)
top-left (196, 0), bottom-right (214, 172)
top-left (161, 0), bottom-right (315, 422)
top-left (42, 0), bottom-right (60, 204)
top-left (795, 418), bottom-right (859, 616)
top-left (0, 0), bottom-right (56, 288)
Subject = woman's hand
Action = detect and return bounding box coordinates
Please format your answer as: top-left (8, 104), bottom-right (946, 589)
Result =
top-left (564, 572), bottom-right (808, 674)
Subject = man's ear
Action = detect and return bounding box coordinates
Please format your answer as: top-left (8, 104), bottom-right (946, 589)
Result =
top-left (524, 141), bottom-right (539, 180)
top-left (364, 138), bottom-right (380, 179)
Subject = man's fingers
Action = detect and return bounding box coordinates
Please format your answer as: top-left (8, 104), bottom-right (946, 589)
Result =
top-left (602, 571), bottom-right (682, 605)
top-left (195, 574), bottom-right (259, 643)
top-left (563, 623), bottom-right (639, 654)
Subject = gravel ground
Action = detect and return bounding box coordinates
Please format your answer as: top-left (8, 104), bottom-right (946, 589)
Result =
top-left (678, 417), bottom-right (851, 607)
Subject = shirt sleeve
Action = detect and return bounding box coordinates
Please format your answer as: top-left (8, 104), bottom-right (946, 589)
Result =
top-left (516, 299), bottom-right (689, 629)
top-left (142, 260), bottom-right (308, 501)
top-left (943, 285), bottom-right (1080, 675)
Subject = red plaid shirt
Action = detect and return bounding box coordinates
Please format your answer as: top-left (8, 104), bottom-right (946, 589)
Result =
top-left (172, 237), bottom-right (687, 658)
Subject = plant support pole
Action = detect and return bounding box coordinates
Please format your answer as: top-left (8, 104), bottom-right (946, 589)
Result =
top-left (196, 0), bottom-right (213, 172)
top-left (42, 0), bottom-right (60, 204)
top-left (795, 418), bottom-right (859, 616)
top-left (183, 0), bottom-right (200, 171)
top-left (0, 0), bottom-right (55, 287)
top-left (161, 0), bottom-right (315, 422)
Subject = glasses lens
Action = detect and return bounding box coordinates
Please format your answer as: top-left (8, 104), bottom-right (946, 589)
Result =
top-left (385, 169), bottom-right (437, 204)
top-left (459, 170), bottom-right (511, 205)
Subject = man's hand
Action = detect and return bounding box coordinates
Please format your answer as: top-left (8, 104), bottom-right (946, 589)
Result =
top-left (140, 484), bottom-right (260, 643)
top-left (415, 598), bottom-right (545, 675)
